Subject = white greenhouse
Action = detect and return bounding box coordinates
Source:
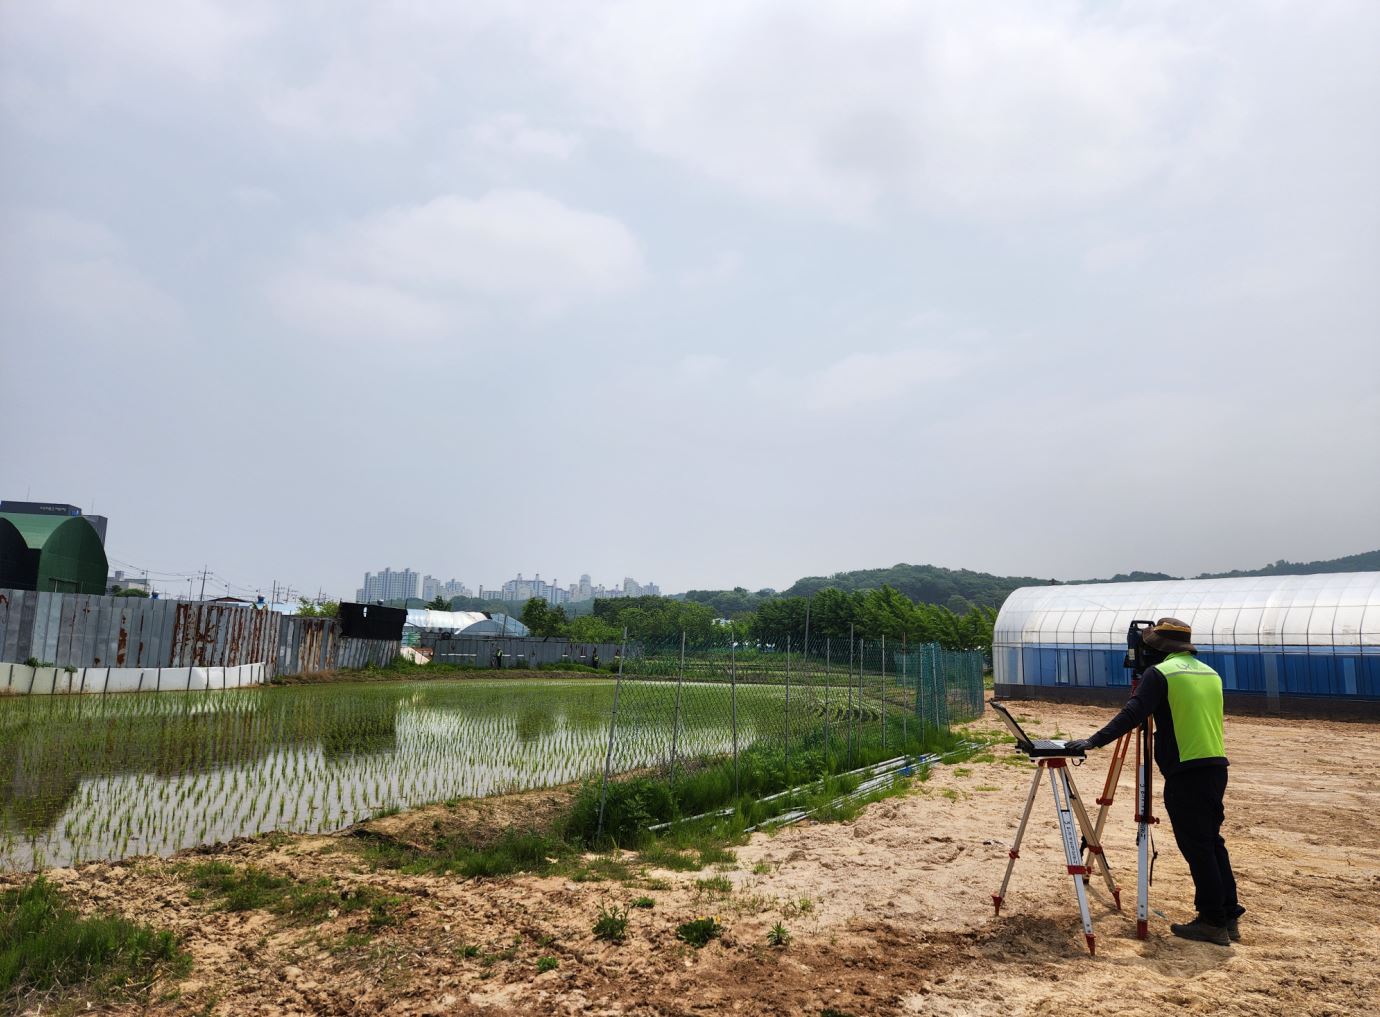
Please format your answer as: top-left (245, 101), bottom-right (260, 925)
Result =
top-left (992, 572), bottom-right (1380, 704)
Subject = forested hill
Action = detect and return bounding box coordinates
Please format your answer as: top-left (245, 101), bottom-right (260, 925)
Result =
top-left (1195, 548), bottom-right (1380, 579)
top-left (783, 564), bottom-right (1050, 611)
top-left (682, 549), bottom-right (1378, 617)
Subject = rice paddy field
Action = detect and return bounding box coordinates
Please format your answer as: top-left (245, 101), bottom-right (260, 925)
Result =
top-left (0, 678), bottom-right (801, 872)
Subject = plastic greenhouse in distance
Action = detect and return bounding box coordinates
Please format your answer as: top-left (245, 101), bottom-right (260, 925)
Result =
top-left (992, 572), bottom-right (1380, 703)
top-left (0, 512), bottom-right (108, 594)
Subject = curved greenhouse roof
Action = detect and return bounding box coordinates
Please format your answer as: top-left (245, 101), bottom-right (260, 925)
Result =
top-left (993, 572), bottom-right (1380, 701)
top-left (404, 609), bottom-right (530, 637)
top-left (0, 512), bottom-right (107, 594)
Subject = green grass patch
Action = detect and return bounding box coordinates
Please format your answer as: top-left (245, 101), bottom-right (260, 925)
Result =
top-left (565, 856), bottom-right (636, 882)
top-left (566, 724), bottom-right (964, 850)
top-left (186, 862), bottom-right (403, 926)
top-left (1, 876), bottom-right (188, 1004)
top-left (694, 875), bottom-right (733, 897)
top-left (358, 827), bottom-right (572, 879)
top-left (536, 955), bottom-right (559, 973)
top-left (630, 896), bottom-right (654, 909)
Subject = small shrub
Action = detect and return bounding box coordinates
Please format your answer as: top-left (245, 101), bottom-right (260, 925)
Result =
top-left (675, 916), bottom-right (722, 948)
top-left (536, 955), bottom-right (558, 973)
top-left (592, 903), bottom-right (628, 943)
top-left (457, 944), bottom-right (480, 958)
top-left (767, 921), bottom-right (790, 947)
top-left (630, 896), bottom-right (654, 909)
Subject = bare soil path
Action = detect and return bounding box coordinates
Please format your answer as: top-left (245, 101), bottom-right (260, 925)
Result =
top-left (12, 703), bottom-right (1379, 1016)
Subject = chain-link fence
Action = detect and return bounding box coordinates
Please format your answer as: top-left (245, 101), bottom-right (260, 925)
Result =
top-left (591, 628), bottom-right (986, 839)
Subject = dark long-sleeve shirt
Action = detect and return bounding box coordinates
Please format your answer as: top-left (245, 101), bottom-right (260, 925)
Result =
top-left (1087, 664), bottom-right (1229, 778)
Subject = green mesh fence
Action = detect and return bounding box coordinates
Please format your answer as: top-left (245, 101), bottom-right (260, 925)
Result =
top-left (594, 630), bottom-right (986, 837)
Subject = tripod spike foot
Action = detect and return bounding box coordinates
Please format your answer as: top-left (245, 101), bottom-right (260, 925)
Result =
top-left (1085, 933), bottom-right (1096, 956)
top-left (1136, 919), bottom-right (1148, 939)
top-left (1112, 887), bottom-right (1122, 911)
top-left (992, 894), bottom-right (1003, 915)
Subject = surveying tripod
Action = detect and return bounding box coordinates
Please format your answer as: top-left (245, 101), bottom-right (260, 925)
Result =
top-left (992, 752), bottom-right (1119, 955)
top-left (1081, 708), bottom-right (1157, 938)
top-left (1078, 619), bottom-right (1161, 939)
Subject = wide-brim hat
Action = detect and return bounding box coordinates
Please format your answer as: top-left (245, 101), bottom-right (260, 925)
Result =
top-left (1144, 617), bottom-right (1196, 655)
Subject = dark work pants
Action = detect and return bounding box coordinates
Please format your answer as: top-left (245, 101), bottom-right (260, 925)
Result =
top-left (1162, 766), bottom-right (1240, 927)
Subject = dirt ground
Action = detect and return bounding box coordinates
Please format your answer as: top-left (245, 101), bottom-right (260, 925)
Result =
top-left (14, 702), bottom-right (1380, 1016)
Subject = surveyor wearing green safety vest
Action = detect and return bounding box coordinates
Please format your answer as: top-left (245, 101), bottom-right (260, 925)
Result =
top-left (1064, 617), bottom-right (1243, 947)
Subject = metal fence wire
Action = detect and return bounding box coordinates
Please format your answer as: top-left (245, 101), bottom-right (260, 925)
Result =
top-left (595, 628), bottom-right (986, 836)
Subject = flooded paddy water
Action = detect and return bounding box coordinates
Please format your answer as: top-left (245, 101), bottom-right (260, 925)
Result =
top-left (0, 679), bottom-right (767, 871)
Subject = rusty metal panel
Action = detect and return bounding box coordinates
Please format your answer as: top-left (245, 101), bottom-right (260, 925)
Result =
top-left (55, 595), bottom-right (76, 664)
top-left (151, 599), bottom-right (174, 666)
top-left (0, 589), bottom-right (25, 662)
top-left (91, 594), bottom-right (111, 666)
top-left (81, 595), bottom-right (101, 666)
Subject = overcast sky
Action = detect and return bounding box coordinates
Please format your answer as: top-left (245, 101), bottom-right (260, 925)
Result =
top-left (2, 1), bottom-right (1376, 601)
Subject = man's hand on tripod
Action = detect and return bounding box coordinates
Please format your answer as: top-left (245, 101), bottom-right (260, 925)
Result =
top-left (1064, 738), bottom-right (1095, 753)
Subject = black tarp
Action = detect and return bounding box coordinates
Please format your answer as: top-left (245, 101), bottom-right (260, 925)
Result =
top-left (338, 602), bottom-right (406, 641)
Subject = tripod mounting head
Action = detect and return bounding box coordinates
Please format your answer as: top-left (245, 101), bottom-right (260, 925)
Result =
top-left (1123, 619), bottom-right (1157, 679)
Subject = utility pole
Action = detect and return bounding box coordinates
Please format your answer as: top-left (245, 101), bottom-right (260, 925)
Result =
top-left (198, 565), bottom-right (209, 602)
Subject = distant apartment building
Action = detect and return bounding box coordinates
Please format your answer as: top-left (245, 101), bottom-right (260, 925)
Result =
top-left (439, 579), bottom-right (471, 599)
top-left (356, 567), bottom-right (422, 603)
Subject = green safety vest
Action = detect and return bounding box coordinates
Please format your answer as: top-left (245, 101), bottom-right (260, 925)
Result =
top-left (1158, 652), bottom-right (1226, 762)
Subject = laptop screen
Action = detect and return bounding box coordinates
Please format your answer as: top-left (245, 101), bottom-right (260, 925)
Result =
top-left (989, 701), bottom-right (1034, 749)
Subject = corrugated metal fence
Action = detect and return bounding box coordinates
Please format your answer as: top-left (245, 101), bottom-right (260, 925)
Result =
top-left (276, 616), bottom-right (396, 673)
top-left (424, 634), bottom-right (623, 668)
top-left (0, 589), bottom-right (399, 687)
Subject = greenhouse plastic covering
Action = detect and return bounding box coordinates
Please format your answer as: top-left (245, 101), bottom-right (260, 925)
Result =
top-left (993, 572), bottom-right (1380, 699)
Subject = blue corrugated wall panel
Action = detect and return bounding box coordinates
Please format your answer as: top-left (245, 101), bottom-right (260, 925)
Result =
top-left (1000, 641), bottom-right (1379, 699)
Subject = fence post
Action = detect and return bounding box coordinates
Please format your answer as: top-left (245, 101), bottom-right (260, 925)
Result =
top-left (880, 634), bottom-right (886, 752)
top-left (730, 623), bottom-right (739, 798)
top-left (900, 641), bottom-right (908, 743)
top-left (824, 637), bottom-right (831, 757)
top-left (670, 630), bottom-right (686, 778)
top-left (784, 634), bottom-right (792, 784)
top-left (595, 626), bottom-right (629, 843)
top-left (847, 625), bottom-right (856, 766)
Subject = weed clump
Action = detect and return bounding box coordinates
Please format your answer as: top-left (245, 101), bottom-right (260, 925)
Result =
top-left (675, 916), bottom-right (722, 948)
top-left (0, 877), bottom-right (187, 1002)
top-left (592, 903), bottom-right (629, 942)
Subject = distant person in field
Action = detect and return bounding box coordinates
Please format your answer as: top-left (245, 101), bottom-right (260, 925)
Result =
top-left (1064, 618), bottom-right (1243, 946)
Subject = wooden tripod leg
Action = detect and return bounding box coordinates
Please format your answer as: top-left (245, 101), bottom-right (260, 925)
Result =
top-left (1066, 767), bottom-right (1121, 910)
top-left (993, 763), bottom-right (1043, 915)
top-left (1083, 731), bottom-right (1131, 876)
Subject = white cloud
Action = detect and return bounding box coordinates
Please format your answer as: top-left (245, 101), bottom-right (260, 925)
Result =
top-left (0, 209), bottom-right (180, 335)
top-left (532, 1), bottom-right (1196, 220)
top-left (785, 348), bottom-right (972, 413)
top-left (231, 185), bottom-right (280, 209)
top-left (678, 250), bottom-right (744, 290)
top-left (676, 353), bottom-right (727, 381)
top-left (267, 270), bottom-right (451, 340)
top-left (271, 189), bottom-right (645, 336)
top-left (467, 114), bottom-right (580, 160)
top-left (258, 53), bottom-right (428, 142)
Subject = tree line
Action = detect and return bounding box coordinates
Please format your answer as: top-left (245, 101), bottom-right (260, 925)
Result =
top-left (518, 588), bottom-right (993, 653)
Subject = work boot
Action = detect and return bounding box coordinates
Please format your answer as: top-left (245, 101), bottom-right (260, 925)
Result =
top-left (1170, 920), bottom-right (1231, 946)
top-left (1227, 916), bottom-right (1240, 942)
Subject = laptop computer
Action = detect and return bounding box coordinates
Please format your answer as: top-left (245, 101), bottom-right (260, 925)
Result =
top-left (989, 701), bottom-right (1086, 758)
